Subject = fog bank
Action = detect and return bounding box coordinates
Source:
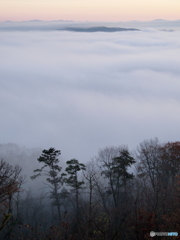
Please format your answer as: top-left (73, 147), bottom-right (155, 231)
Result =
top-left (0, 24), bottom-right (180, 162)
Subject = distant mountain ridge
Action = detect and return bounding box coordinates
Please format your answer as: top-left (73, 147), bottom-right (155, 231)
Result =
top-left (62, 26), bottom-right (140, 32)
top-left (0, 19), bottom-right (179, 31)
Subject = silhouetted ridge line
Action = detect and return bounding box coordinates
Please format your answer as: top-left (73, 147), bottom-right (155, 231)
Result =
top-left (62, 26), bottom-right (140, 32)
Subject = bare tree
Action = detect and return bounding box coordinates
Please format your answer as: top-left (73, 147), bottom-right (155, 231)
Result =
top-left (0, 159), bottom-right (24, 240)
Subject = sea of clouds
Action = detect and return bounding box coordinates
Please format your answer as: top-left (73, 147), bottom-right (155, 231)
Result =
top-left (0, 21), bottom-right (180, 163)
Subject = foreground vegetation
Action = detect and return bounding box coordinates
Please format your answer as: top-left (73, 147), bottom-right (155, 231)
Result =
top-left (0, 138), bottom-right (180, 239)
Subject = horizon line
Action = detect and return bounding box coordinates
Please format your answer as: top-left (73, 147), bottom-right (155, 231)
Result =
top-left (1, 18), bottom-right (180, 24)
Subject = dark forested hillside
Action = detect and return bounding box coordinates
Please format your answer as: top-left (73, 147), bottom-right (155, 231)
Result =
top-left (0, 139), bottom-right (180, 239)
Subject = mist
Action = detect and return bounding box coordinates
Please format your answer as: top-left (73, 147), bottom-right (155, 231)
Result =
top-left (1, 21), bottom-right (180, 163)
top-left (1, 20), bottom-right (180, 239)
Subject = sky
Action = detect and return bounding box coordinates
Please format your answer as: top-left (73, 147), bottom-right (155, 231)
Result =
top-left (0, 0), bottom-right (180, 22)
top-left (1, 24), bottom-right (180, 163)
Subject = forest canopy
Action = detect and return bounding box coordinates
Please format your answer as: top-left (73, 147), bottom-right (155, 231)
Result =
top-left (0, 138), bottom-right (180, 240)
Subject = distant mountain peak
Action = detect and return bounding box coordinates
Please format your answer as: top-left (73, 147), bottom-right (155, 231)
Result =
top-left (152, 19), bottom-right (167, 22)
top-left (23, 19), bottom-right (43, 22)
top-left (2, 20), bottom-right (12, 23)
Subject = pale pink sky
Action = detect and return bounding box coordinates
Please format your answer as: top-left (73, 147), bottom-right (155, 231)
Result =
top-left (1, 0), bottom-right (180, 22)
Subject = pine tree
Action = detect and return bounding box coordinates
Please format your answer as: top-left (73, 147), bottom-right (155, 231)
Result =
top-left (31, 148), bottom-right (63, 222)
top-left (112, 149), bottom-right (135, 199)
top-left (64, 159), bottom-right (86, 220)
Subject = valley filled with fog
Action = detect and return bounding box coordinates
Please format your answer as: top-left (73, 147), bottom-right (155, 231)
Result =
top-left (1, 20), bottom-right (180, 239)
top-left (1, 20), bottom-right (180, 162)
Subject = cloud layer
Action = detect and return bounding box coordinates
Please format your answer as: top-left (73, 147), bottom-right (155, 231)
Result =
top-left (1, 26), bottom-right (180, 162)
